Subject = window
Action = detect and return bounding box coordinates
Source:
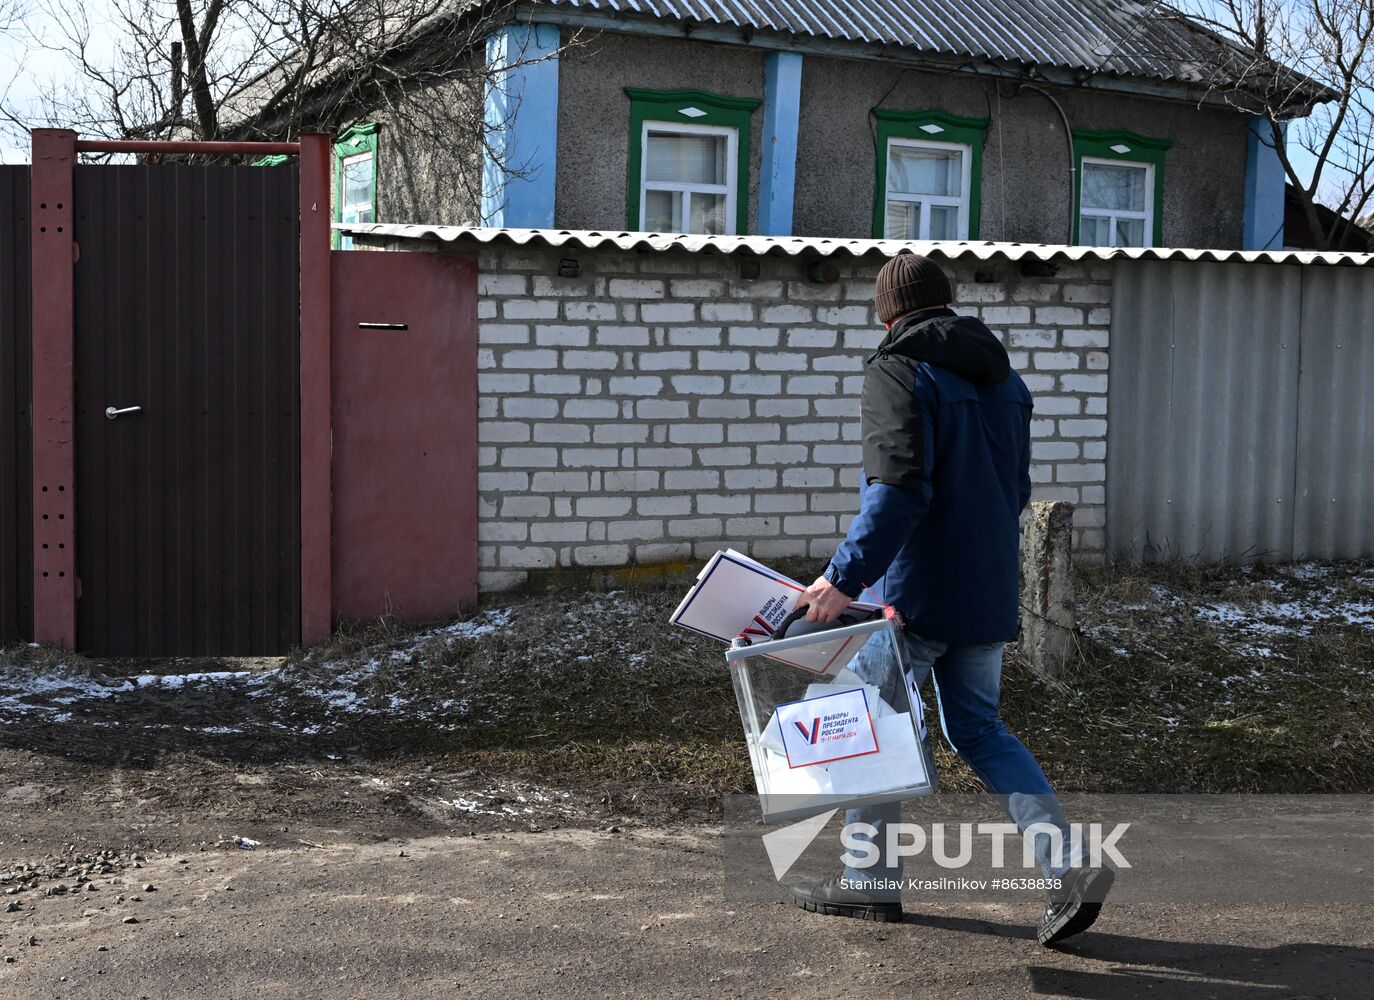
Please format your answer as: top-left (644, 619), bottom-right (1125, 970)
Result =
top-left (1079, 159), bottom-right (1152, 247)
top-left (1072, 130), bottom-right (1171, 247)
top-left (872, 109), bottom-right (988, 240)
top-left (884, 139), bottom-right (971, 240)
top-left (333, 123), bottom-right (379, 249)
top-left (641, 123), bottom-right (736, 235)
top-left (625, 88), bottom-right (760, 235)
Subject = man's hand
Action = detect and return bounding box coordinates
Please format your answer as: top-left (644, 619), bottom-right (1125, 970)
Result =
top-left (799, 576), bottom-right (852, 624)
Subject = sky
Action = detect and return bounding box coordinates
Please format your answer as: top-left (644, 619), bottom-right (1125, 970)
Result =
top-left (0, 4), bottom-right (108, 163)
top-left (0, 0), bottom-right (1324, 187)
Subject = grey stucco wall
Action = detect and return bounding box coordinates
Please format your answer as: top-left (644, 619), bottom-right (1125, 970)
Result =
top-left (555, 32), bottom-right (766, 234)
top-left (793, 54), bottom-right (1247, 247)
top-left (369, 30), bottom-right (1250, 246)
top-left (553, 34), bottom-right (1248, 247)
top-left (374, 54), bottom-right (486, 226)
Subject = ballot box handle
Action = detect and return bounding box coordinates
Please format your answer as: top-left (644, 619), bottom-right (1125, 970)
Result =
top-left (772, 606), bottom-right (863, 641)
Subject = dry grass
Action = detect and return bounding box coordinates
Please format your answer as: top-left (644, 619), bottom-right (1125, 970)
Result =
top-left (264, 558), bottom-right (1374, 805)
top-left (271, 582), bottom-right (743, 812)
top-left (1011, 559), bottom-right (1374, 792)
top-left (6, 558), bottom-right (1369, 811)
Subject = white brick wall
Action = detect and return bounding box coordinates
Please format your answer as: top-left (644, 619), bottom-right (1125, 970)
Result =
top-left (414, 241), bottom-right (1113, 590)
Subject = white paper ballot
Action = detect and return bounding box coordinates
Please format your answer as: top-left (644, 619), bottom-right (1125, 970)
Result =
top-left (670, 550), bottom-right (882, 674)
top-left (832, 666), bottom-right (866, 687)
top-left (824, 711), bottom-right (927, 797)
top-left (760, 712), bottom-right (784, 754)
top-left (759, 680), bottom-right (893, 754)
top-left (805, 681), bottom-right (890, 718)
top-left (775, 687), bottom-right (879, 768)
top-left (758, 712), bottom-right (926, 799)
top-left (760, 748), bottom-right (833, 796)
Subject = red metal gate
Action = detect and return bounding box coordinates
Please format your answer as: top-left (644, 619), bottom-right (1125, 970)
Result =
top-left (72, 164), bottom-right (303, 655)
top-left (0, 166), bottom-right (32, 643)
top-left (331, 250), bottom-right (478, 622)
top-left (24, 131), bottom-right (333, 655)
top-left (17, 130), bottom-right (476, 654)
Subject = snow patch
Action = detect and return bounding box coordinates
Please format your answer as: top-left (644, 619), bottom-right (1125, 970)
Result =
top-left (1196, 594), bottom-right (1374, 636)
top-left (0, 662), bottom-right (278, 723)
top-left (134, 670), bottom-right (270, 688)
top-left (1282, 562), bottom-right (1331, 581)
top-left (437, 608), bottom-right (514, 640)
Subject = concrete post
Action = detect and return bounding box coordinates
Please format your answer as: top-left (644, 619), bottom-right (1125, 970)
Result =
top-left (1020, 500), bottom-right (1077, 678)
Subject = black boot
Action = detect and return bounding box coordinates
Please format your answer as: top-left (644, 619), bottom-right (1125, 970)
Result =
top-left (1038, 865), bottom-right (1114, 946)
top-left (789, 873), bottom-right (903, 923)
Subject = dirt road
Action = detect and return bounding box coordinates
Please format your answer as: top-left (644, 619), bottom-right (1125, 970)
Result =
top-left (3, 559), bottom-right (1372, 998)
top-left (3, 819), bottom-right (1371, 999)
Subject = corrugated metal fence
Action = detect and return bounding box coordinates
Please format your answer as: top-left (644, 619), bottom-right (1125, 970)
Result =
top-left (0, 166), bottom-right (32, 643)
top-left (72, 165), bottom-right (303, 655)
top-left (1107, 260), bottom-right (1374, 561)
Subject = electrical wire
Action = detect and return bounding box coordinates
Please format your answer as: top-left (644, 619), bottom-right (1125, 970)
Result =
top-left (867, 61), bottom-right (1077, 243)
top-left (867, 67), bottom-right (925, 157)
top-left (868, 63), bottom-right (1002, 236)
top-left (996, 86), bottom-right (1007, 238)
top-left (1018, 82), bottom-right (1077, 244)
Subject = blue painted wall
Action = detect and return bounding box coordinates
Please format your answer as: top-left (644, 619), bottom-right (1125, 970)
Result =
top-left (482, 23), bottom-right (560, 228)
top-left (759, 51), bottom-right (803, 236)
top-left (1243, 115), bottom-right (1286, 250)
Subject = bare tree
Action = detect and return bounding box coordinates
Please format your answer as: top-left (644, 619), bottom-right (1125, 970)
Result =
top-left (0, 0), bottom-right (31, 115)
top-left (1171, 0), bottom-right (1374, 249)
top-left (1, 0), bottom-right (580, 216)
top-left (0, 0), bottom-right (25, 30)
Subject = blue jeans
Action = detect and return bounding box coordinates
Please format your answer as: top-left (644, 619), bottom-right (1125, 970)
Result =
top-left (841, 631), bottom-right (1072, 895)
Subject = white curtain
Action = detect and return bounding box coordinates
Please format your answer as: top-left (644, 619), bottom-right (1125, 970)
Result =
top-left (885, 201), bottom-right (920, 239)
top-left (889, 146), bottom-right (961, 197)
top-left (645, 132), bottom-right (725, 185)
top-left (342, 154), bottom-right (373, 209)
top-left (1081, 162), bottom-right (1146, 211)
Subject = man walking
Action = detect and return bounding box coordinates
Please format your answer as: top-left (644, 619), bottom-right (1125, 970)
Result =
top-left (791, 252), bottom-right (1112, 947)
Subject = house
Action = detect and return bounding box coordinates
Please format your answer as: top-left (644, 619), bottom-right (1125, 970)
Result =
top-left (284, 0), bottom-right (1330, 250)
top-left (1283, 184), bottom-right (1374, 251)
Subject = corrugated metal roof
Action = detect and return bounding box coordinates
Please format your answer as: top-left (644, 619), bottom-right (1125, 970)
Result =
top-left (336, 223), bottom-right (1374, 268)
top-left (538, 0), bottom-right (1288, 92)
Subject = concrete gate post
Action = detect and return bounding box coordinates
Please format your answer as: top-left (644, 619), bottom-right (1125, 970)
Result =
top-left (1020, 500), bottom-right (1077, 678)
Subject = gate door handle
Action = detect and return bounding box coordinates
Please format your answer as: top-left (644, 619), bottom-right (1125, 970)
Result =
top-left (105, 405), bottom-right (143, 420)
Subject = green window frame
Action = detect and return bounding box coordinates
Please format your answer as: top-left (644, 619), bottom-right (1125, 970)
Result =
top-left (625, 88), bottom-right (760, 235)
top-left (872, 109), bottom-right (989, 240)
top-left (334, 122), bottom-right (379, 249)
top-left (1072, 129), bottom-right (1171, 247)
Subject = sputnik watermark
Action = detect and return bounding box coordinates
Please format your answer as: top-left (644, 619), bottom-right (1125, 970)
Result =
top-left (731, 794), bottom-right (1374, 903)
top-left (762, 813), bottom-right (1131, 881)
top-left (841, 821), bottom-right (1131, 872)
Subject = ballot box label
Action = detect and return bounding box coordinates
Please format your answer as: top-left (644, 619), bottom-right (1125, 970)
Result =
top-left (776, 687), bottom-right (880, 768)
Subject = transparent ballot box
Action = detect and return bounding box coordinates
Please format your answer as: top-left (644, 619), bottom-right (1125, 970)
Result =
top-left (726, 613), bottom-right (935, 823)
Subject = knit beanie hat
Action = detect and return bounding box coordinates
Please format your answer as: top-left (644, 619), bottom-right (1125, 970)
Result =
top-left (873, 252), bottom-right (953, 325)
